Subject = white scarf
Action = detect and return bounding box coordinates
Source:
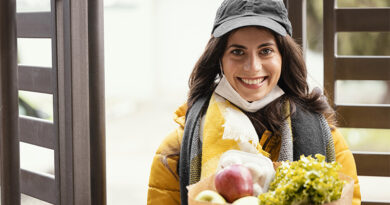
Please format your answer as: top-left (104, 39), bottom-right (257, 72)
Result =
top-left (215, 75), bottom-right (285, 112)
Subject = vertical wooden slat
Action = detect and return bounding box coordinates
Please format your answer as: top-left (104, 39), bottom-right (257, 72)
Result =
top-left (56, 0), bottom-right (106, 204)
top-left (50, 0), bottom-right (62, 203)
top-left (286, 0), bottom-right (307, 56)
top-left (0, 0), bottom-right (21, 204)
top-left (57, 0), bottom-right (93, 204)
top-left (56, 1), bottom-right (74, 205)
top-left (323, 0), bottom-right (336, 107)
top-left (88, 0), bottom-right (107, 204)
top-left (57, 0), bottom-right (75, 203)
top-left (70, 0), bottom-right (92, 204)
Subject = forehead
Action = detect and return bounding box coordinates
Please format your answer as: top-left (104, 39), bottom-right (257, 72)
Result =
top-left (227, 26), bottom-right (276, 45)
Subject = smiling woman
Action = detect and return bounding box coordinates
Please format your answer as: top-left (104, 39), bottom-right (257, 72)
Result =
top-left (147, 0), bottom-right (361, 205)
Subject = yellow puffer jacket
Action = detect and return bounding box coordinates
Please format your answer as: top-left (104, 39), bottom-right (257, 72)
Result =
top-left (147, 103), bottom-right (361, 205)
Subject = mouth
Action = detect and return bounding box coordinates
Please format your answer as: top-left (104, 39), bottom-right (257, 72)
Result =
top-left (238, 77), bottom-right (268, 88)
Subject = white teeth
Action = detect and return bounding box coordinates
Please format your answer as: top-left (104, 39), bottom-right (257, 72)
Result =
top-left (241, 78), bottom-right (265, 85)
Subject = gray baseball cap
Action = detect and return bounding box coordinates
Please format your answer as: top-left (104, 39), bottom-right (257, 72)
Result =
top-left (212, 0), bottom-right (292, 37)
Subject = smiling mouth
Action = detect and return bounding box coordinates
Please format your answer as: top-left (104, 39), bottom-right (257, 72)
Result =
top-left (239, 77), bottom-right (268, 85)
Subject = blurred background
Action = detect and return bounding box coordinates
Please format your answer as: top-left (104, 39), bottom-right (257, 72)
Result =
top-left (16, 0), bottom-right (390, 204)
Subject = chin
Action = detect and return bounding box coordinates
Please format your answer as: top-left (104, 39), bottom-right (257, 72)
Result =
top-left (243, 93), bottom-right (266, 102)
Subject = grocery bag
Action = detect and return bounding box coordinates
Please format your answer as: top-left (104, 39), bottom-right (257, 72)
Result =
top-left (187, 173), bottom-right (354, 205)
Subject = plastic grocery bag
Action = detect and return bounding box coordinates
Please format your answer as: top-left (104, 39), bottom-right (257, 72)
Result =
top-left (187, 173), bottom-right (354, 205)
top-left (217, 150), bottom-right (275, 195)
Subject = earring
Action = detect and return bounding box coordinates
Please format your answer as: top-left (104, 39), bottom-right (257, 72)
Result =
top-left (219, 59), bottom-right (224, 75)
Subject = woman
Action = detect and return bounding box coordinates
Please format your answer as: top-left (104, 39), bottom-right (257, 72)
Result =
top-left (148, 0), bottom-right (361, 204)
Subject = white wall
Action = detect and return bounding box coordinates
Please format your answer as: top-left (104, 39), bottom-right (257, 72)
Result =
top-left (104, 0), bottom-right (225, 108)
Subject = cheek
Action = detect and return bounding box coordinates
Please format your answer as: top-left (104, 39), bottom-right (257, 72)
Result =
top-left (269, 59), bottom-right (282, 80)
top-left (222, 60), bottom-right (238, 77)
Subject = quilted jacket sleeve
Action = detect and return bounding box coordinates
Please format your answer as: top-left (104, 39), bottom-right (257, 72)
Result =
top-left (331, 128), bottom-right (361, 205)
top-left (147, 127), bottom-right (184, 205)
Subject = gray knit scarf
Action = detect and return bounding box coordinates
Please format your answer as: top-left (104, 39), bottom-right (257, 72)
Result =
top-left (179, 97), bottom-right (336, 205)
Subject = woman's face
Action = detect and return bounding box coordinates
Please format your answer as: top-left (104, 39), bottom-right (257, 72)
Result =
top-left (221, 26), bottom-right (282, 102)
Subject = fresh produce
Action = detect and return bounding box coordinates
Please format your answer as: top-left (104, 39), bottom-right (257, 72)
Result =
top-left (195, 190), bottom-right (226, 204)
top-left (258, 154), bottom-right (345, 205)
top-left (218, 150), bottom-right (276, 196)
top-left (232, 196), bottom-right (260, 205)
top-left (215, 164), bottom-right (254, 203)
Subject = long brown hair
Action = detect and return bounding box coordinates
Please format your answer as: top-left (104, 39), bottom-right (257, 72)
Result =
top-left (161, 28), bottom-right (335, 179)
top-left (187, 36), bottom-right (227, 109)
top-left (187, 28), bottom-right (335, 136)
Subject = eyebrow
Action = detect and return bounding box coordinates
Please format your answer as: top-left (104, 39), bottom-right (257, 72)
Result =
top-left (227, 42), bottom-right (275, 49)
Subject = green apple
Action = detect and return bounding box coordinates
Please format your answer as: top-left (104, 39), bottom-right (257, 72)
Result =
top-left (195, 190), bottom-right (226, 204)
top-left (232, 196), bottom-right (259, 205)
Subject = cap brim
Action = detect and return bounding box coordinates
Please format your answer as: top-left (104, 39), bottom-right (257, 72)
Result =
top-left (213, 15), bottom-right (288, 37)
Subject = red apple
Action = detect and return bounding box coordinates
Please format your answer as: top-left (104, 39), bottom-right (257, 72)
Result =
top-left (214, 164), bottom-right (253, 203)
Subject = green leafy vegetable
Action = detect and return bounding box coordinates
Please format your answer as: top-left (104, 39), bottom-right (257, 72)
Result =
top-left (258, 154), bottom-right (345, 205)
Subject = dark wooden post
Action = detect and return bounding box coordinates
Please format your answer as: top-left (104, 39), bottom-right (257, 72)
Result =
top-left (56, 0), bottom-right (106, 204)
top-left (88, 0), bottom-right (107, 204)
top-left (0, 0), bottom-right (21, 204)
top-left (323, 0), bottom-right (336, 107)
top-left (284, 0), bottom-right (307, 57)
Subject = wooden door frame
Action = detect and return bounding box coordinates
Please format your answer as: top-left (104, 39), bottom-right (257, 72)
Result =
top-left (0, 0), bottom-right (106, 204)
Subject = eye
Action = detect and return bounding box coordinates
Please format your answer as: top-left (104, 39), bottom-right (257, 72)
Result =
top-left (231, 49), bottom-right (244, 56)
top-left (260, 48), bottom-right (273, 55)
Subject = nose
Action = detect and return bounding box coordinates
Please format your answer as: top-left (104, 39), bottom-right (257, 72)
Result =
top-left (244, 53), bottom-right (262, 72)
